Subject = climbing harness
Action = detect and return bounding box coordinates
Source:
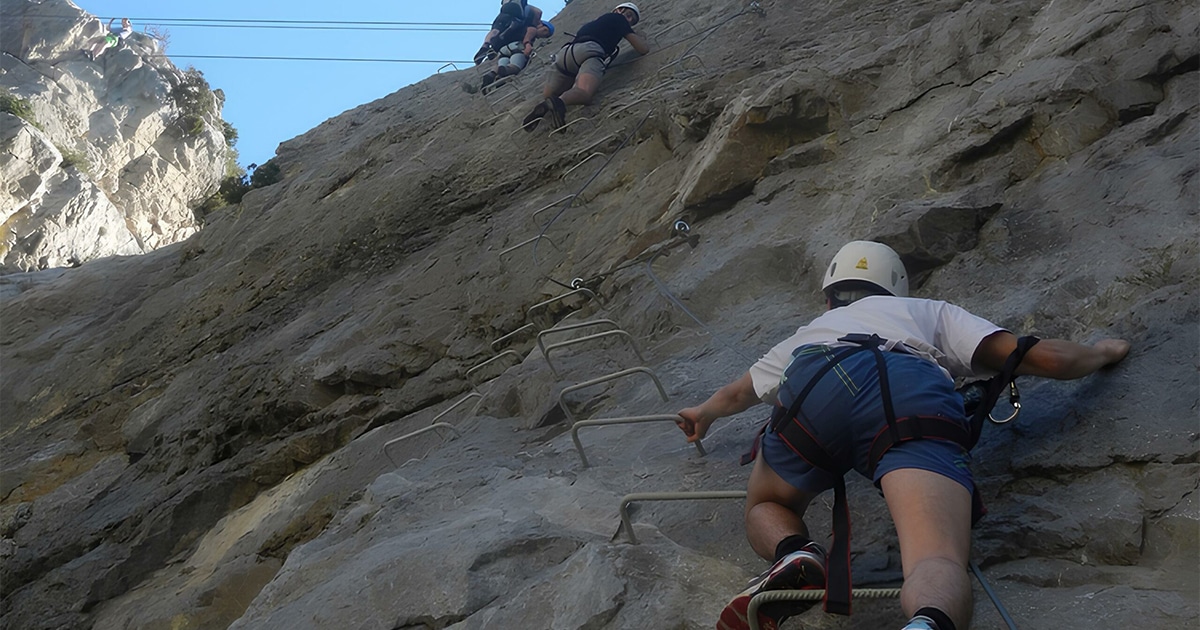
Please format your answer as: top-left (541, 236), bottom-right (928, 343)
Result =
top-left (757, 333), bottom-right (1040, 615)
top-left (957, 334), bottom-right (1041, 432)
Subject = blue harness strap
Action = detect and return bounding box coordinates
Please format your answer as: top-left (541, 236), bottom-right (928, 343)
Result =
top-left (755, 333), bottom-right (1039, 616)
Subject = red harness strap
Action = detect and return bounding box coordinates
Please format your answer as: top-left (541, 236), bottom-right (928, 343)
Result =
top-left (747, 334), bottom-right (1040, 615)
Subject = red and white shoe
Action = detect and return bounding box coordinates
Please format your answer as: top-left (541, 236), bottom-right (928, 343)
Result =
top-left (716, 543), bottom-right (827, 630)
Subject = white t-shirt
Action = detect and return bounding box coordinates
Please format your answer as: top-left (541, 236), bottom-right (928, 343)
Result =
top-left (749, 296), bottom-right (1005, 403)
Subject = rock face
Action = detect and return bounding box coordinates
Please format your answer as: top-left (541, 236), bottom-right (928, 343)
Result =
top-left (0, 0), bottom-right (1196, 629)
top-left (0, 0), bottom-right (227, 272)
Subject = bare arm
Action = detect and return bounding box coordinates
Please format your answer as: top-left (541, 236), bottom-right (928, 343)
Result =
top-left (624, 32), bottom-right (650, 55)
top-left (522, 26), bottom-right (538, 53)
top-left (675, 372), bottom-right (760, 443)
top-left (522, 8), bottom-right (544, 53)
top-left (972, 331), bottom-right (1130, 380)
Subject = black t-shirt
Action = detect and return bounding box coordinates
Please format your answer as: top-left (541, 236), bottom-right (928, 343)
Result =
top-left (573, 12), bottom-right (633, 55)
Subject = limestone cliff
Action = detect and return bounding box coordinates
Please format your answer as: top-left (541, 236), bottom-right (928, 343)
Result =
top-left (0, 0), bottom-right (227, 272)
top-left (1, 0), bottom-right (1196, 629)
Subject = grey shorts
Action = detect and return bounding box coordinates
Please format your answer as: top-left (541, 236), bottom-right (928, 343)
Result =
top-left (546, 41), bottom-right (608, 92)
top-left (497, 42), bottom-right (529, 70)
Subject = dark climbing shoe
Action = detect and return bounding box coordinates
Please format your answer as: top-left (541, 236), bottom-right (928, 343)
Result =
top-left (473, 45), bottom-right (491, 65)
top-left (522, 100), bottom-right (549, 132)
top-left (546, 96), bottom-right (567, 130)
top-left (480, 71), bottom-right (497, 91)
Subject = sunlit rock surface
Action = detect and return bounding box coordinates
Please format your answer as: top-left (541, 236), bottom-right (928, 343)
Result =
top-left (0, 0), bottom-right (226, 272)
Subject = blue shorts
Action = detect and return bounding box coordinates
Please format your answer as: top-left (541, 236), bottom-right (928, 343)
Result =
top-left (761, 344), bottom-right (974, 494)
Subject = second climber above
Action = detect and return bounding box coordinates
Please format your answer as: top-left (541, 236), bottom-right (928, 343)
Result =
top-left (522, 3), bottom-right (649, 132)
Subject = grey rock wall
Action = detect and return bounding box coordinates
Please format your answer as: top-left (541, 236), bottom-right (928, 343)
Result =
top-left (0, 0), bottom-right (1196, 629)
top-left (0, 0), bottom-right (226, 271)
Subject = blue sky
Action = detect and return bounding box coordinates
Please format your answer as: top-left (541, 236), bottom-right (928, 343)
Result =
top-left (81, 1), bottom-right (566, 169)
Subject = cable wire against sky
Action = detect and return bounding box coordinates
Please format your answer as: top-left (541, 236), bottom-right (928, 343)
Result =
top-left (155, 55), bottom-right (476, 64)
top-left (134, 25), bottom-right (487, 32)
top-left (21, 14), bottom-right (491, 26)
top-left (19, 15), bottom-right (489, 33)
top-left (21, 14), bottom-right (489, 63)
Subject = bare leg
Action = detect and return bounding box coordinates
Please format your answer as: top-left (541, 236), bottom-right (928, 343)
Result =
top-left (745, 453), bottom-right (819, 560)
top-left (558, 72), bottom-right (601, 107)
top-left (880, 468), bottom-right (973, 628)
top-left (542, 71), bottom-right (572, 99)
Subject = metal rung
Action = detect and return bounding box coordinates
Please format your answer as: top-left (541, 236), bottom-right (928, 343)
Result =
top-left (536, 319), bottom-right (621, 359)
top-left (526, 288), bottom-right (597, 323)
top-left (485, 84), bottom-right (522, 118)
top-left (607, 97), bottom-right (652, 119)
top-left (558, 367), bottom-right (669, 422)
top-left (573, 133), bottom-right (619, 158)
top-left (488, 83), bottom-right (522, 104)
top-left (562, 152), bottom-right (607, 180)
top-left (619, 491), bottom-right (746, 544)
top-left (383, 422), bottom-right (461, 467)
top-left (657, 54), bottom-right (705, 77)
top-left (482, 74), bottom-right (520, 94)
top-left (430, 392), bottom-right (484, 426)
top-left (437, 62), bottom-right (461, 73)
top-left (499, 234), bottom-right (559, 262)
top-left (491, 323), bottom-right (538, 351)
top-left (652, 19), bottom-right (700, 43)
top-left (549, 115), bottom-right (597, 135)
top-left (612, 82), bottom-right (675, 116)
top-left (543, 330), bottom-right (644, 376)
top-left (487, 81), bottom-right (526, 100)
top-left (480, 108), bottom-right (519, 126)
top-left (746, 564), bottom-right (1018, 630)
top-left (747, 589), bottom-right (902, 630)
top-left (465, 350), bottom-right (524, 385)
top-left (572, 414), bottom-right (704, 468)
top-left (531, 194), bottom-right (577, 221)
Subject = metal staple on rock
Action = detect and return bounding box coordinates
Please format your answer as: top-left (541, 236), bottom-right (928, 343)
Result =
top-left (383, 422), bottom-right (461, 467)
top-left (571, 414), bottom-right (705, 468)
top-left (619, 491), bottom-right (746, 544)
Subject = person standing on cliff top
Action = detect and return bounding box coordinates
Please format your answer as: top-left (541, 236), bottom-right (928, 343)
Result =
top-left (81, 17), bottom-right (132, 61)
top-left (675, 240), bottom-right (1130, 630)
top-left (521, 3), bottom-right (649, 131)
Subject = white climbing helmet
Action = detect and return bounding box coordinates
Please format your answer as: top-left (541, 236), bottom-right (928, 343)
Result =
top-left (821, 240), bottom-right (909, 298)
top-left (614, 2), bottom-right (641, 24)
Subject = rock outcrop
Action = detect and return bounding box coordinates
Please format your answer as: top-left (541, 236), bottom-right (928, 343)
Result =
top-left (0, 0), bottom-right (227, 272)
top-left (1, 0), bottom-right (1196, 629)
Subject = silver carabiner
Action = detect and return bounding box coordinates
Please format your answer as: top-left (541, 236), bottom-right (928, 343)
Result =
top-left (988, 381), bottom-right (1021, 424)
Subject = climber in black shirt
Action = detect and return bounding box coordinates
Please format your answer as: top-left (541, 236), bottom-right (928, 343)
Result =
top-left (522, 3), bottom-right (649, 131)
